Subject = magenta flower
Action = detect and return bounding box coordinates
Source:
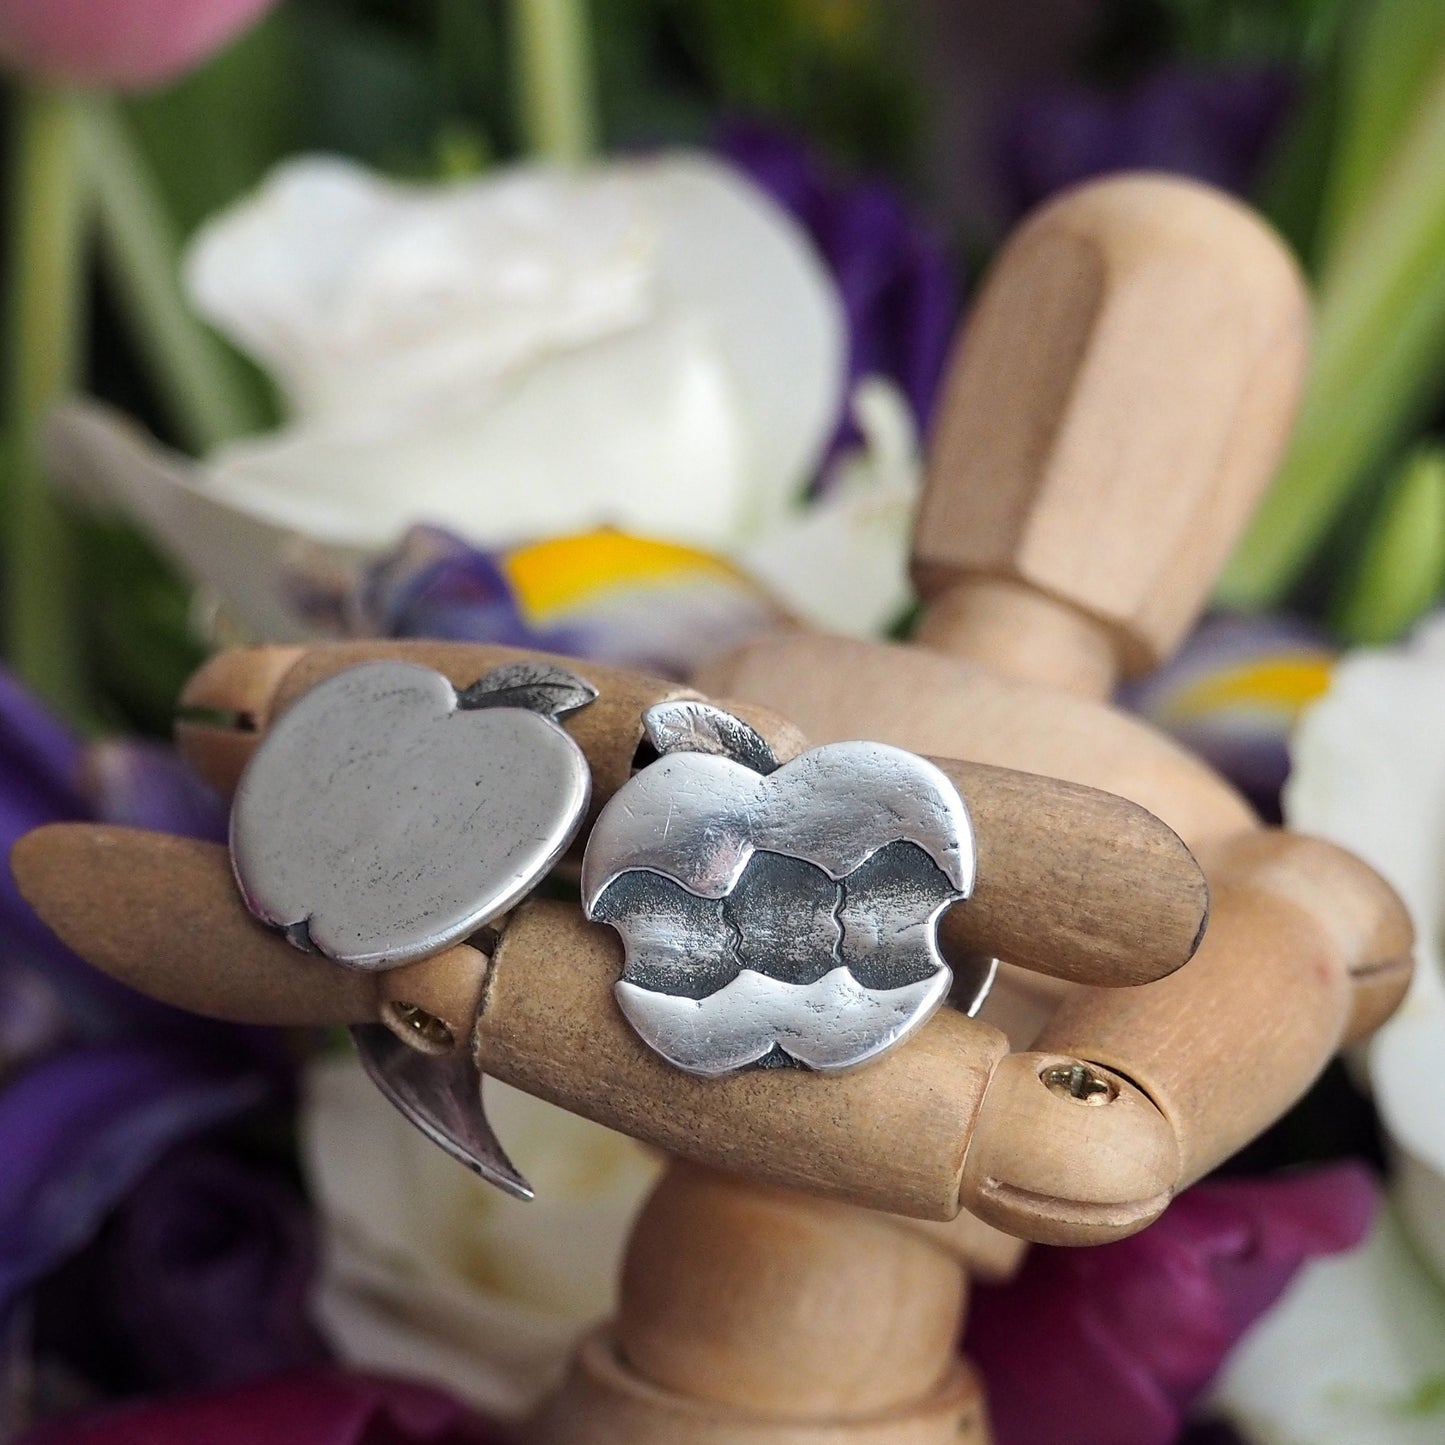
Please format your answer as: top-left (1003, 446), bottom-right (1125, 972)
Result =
top-left (0, 0), bottom-right (277, 91)
top-left (965, 1163), bottom-right (1379, 1445)
top-left (19, 1370), bottom-right (501, 1445)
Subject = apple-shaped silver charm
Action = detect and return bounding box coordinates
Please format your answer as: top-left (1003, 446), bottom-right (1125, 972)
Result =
top-left (231, 658), bottom-right (596, 969)
top-left (581, 701), bottom-right (988, 1076)
top-left (229, 657), bottom-right (597, 1201)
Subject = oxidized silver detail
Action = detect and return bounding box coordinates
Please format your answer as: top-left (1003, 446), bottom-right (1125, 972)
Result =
top-left (581, 702), bottom-right (980, 1075)
top-left (230, 659), bottom-right (595, 970)
top-left (351, 1024), bottom-right (533, 1198)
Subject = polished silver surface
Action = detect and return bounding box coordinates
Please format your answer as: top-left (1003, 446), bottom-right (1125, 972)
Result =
top-left (351, 1024), bottom-right (533, 1198)
top-left (583, 703), bottom-right (980, 1075)
top-left (615, 966), bottom-right (952, 1075)
top-left (231, 659), bottom-right (594, 970)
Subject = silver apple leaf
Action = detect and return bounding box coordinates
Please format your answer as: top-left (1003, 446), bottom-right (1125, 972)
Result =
top-left (643, 701), bottom-right (779, 775)
top-left (457, 662), bottom-right (598, 720)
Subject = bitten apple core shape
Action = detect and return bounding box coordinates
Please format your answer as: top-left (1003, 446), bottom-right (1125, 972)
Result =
top-left (582, 701), bottom-right (986, 1076)
top-left (230, 658), bottom-right (595, 970)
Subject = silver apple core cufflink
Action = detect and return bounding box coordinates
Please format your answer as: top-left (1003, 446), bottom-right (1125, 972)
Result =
top-left (231, 658), bottom-right (596, 969)
top-left (230, 657), bottom-right (599, 1201)
top-left (581, 701), bottom-right (991, 1076)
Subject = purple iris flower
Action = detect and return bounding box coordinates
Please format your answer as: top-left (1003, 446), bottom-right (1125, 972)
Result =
top-left (0, 1048), bottom-right (265, 1338)
top-left (356, 527), bottom-right (588, 654)
top-left (1120, 612), bottom-right (1334, 822)
top-left (36, 1146), bottom-right (328, 1394)
top-left (997, 65), bottom-right (1296, 217)
top-left (0, 671), bottom-right (228, 1043)
top-left (0, 668), bottom-right (301, 1422)
top-left (719, 121), bottom-right (961, 457)
top-left (966, 1162), bottom-right (1378, 1445)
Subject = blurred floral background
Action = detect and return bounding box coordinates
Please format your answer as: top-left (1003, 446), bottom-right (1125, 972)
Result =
top-left (1, 0), bottom-right (1444, 1442)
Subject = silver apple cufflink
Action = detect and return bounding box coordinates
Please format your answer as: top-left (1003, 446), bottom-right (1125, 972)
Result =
top-left (231, 658), bottom-right (596, 968)
top-left (229, 657), bottom-right (599, 1199)
top-left (581, 701), bottom-right (990, 1077)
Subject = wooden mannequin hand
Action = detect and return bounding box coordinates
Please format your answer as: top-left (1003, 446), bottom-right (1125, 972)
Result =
top-left (695, 171), bottom-right (1415, 1242)
top-left (14, 637), bottom-right (1212, 1239)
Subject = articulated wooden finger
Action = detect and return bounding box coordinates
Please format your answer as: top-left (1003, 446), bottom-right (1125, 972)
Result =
top-left (9, 823), bottom-right (484, 1027)
top-left (1033, 867), bottom-right (1357, 1189)
top-left (1200, 829), bottom-right (1414, 1045)
top-left (178, 641), bottom-right (705, 803)
top-left (957, 1051), bottom-right (1179, 1246)
top-left (698, 632), bottom-right (1257, 849)
top-left (931, 757), bottom-right (1206, 986)
top-left (479, 898), bottom-right (1010, 1221)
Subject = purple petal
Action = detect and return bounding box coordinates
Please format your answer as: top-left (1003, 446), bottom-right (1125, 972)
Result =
top-left (966, 1163), bottom-right (1379, 1445)
top-left (358, 528), bottom-right (561, 649)
top-left (98, 1146), bottom-right (327, 1389)
top-left (0, 963), bottom-right (71, 1076)
top-left (0, 1045), bottom-right (266, 1328)
top-left (0, 674), bottom-right (90, 970)
top-left (19, 1370), bottom-right (501, 1445)
top-left (997, 65), bottom-right (1297, 218)
top-left (80, 742), bottom-right (228, 844)
top-left (0, 673), bottom-right (84, 816)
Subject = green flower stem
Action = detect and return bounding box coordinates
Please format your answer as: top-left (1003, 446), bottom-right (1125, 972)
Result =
top-left (79, 95), bottom-right (259, 453)
top-left (1219, 54), bottom-right (1445, 610)
top-left (4, 85), bottom-right (89, 714)
top-left (512, 0), bottom-right (596, 165)
top-left (1334, 448), bottom-right (1445, 644)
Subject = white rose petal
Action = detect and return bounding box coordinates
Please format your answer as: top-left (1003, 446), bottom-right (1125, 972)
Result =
top-left (1214, 613), bottom-right (1445, 1441)
top-left (301, 1052), bottom-right (662, 1418)
top-left (741, 377), bottom-right (920, 636)
top-left (63, 151), bottom-right (852, 639)
top-left (1211, 1207), bottom-right (1445, 1444)
top-left (1284, 615), bottom-right (1445, 1219)
top-left (201, 310), bottom-right (750, 549)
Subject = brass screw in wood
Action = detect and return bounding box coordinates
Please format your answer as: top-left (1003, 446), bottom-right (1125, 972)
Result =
top-left (1040, 1061), bottom-right (1115, 1106)
top-left (390, 1001), bottom-right (455, 1050)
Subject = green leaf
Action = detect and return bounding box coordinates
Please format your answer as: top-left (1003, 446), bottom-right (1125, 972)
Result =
top-left (1219, 52), bottom-right (1445, 609)
top-left (1316, 0), bottom-right (1445, 261)
top-left (1333, 446), bottom-right (1445, 644)
top-left (73, 517), bottom-right (208, 736)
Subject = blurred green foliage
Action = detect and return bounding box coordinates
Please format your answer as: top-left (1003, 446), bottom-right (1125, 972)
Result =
top-left (9, 0), bottom-right (1445, 733)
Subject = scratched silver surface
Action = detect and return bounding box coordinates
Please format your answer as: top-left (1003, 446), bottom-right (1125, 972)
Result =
top-left (231, 659), bottom-right (593, 970)
top-left (582, 709), bottom-right (981, 1075)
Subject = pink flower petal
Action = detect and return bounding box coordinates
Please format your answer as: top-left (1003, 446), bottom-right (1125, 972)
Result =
top-left (0, 0), bottom-right (277, 91)
top-left (21, 1370), bottom-right (501, 1445)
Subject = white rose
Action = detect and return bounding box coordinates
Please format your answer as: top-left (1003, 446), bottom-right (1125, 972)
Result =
top-left (300, 1051), bottom-right (663, 1419)
top-left (1212, 614), bottom-right (1445, 1443)
top-left (51, 151), bottom-right (904, 644)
